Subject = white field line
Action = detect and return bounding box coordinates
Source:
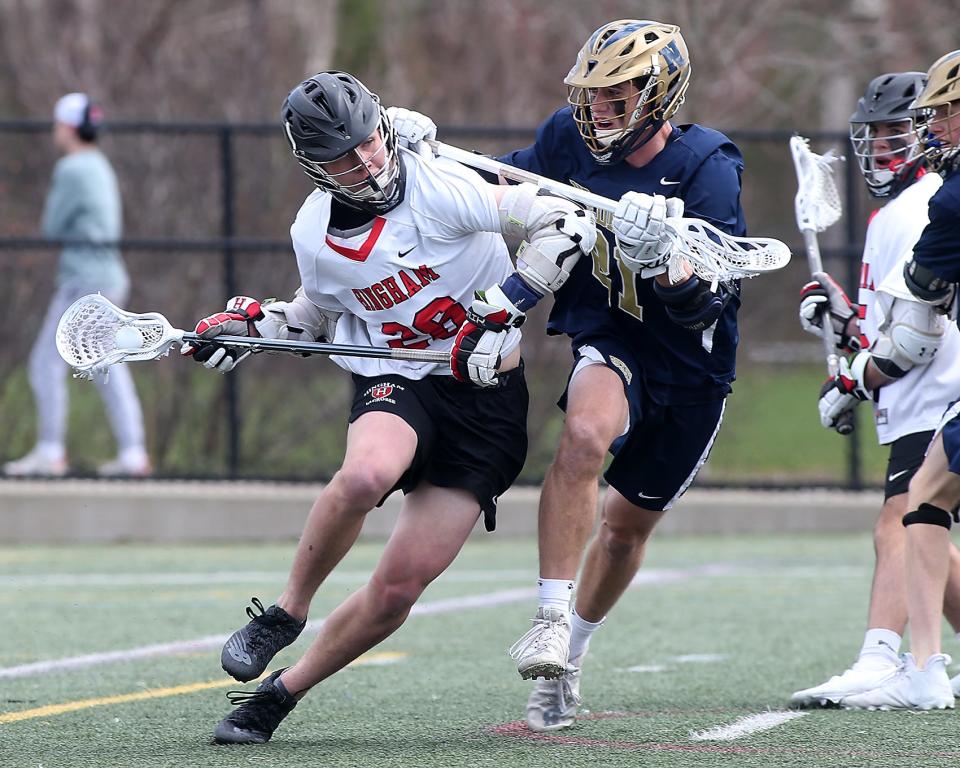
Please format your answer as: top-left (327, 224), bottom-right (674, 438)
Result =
top-left (689, 711), bottom-right (807, 741)
top-left (0, 569), bottom-right (535, 587)
top-left (0, 564), bottom-right (726, 680)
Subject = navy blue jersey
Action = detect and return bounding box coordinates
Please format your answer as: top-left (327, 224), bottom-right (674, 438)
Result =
top-left (912, 169), bottom-right (960, 282)
top-left (500, 107), bottom-right (745, 404)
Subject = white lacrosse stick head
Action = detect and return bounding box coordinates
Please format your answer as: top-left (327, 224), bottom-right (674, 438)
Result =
top-left (790, 135), bottom-right (844, 232)
top-left (56, 294), bottom-right (183, 379)
top-left (666, 218), bottom-right (792, 286)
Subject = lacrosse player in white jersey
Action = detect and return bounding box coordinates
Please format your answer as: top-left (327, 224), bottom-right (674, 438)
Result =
top-left (792, 71), bottom-right (960, 707)
top-left (180, 71), bottom-right (596, 745)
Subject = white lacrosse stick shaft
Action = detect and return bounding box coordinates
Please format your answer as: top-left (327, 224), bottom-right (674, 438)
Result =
top-left (789, 135), bottom-right (854, 436)
top-left (789, 135), bottom-right (845, 376)
top-left (56, 294), bottom-right (448, 379)
top-left (426, 139), bottom-right (790, 284)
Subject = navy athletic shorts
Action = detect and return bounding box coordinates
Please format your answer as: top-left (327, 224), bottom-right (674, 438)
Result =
top-left (560, 336), bottom-right (724, 512)
top-left (938, 399), bottom-right (960, 476)
top-left (348, 362), bottom-right (528, 531)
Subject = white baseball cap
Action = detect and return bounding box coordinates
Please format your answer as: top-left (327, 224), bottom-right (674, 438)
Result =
top-left (53, 92), bottom-right (91, 127)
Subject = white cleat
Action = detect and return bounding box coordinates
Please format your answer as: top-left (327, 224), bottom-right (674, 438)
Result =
top-left (526, 664), bottom-right (582, 732)
top-left (3, 450), bottom-right (67, 477)
top-left (790, 658), bottom-right (900, 708)
top-left (841, 653), bottom-right (955, 711)
top-left (509, 607), bottom-right (571, 680)
top-left (97, 456), bottom-right (152, 477)
top-left (951, 671), bottom-right (960, 697)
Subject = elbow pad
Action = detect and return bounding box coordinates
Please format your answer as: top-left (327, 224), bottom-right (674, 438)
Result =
top-left (255, 288), bottom-right (339, 343)
top-left (871, 297), bottom-right (945, 379)
top-left (653, 276), bottom-right (728, 332)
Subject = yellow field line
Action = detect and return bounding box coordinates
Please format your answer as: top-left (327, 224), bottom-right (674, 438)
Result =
top-left (0, 651), bottom-right (407, 725)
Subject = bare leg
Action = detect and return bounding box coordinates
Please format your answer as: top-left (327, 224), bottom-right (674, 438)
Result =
top-left (865, 493), bottom-right (909, 632)
top-left (904, 434), bottom-right (960, 667)
top-left (276, 412), bottom-right (418, 620)
top-left (574, 487), bottom-right (665, 623)
top-left (280, 485), bottom-right (480, 694)
top-left (942, 543), bottom-right (960, 632)
top-left (538, 365), bottom-right (628, 579)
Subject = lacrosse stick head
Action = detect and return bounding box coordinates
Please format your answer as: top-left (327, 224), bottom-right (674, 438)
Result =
top-left (666, 218), bottom-right (792, 286)
top-left (790, 135), bottom-right (844, 232)
top-left (56, 294), bottom-right (182, 379)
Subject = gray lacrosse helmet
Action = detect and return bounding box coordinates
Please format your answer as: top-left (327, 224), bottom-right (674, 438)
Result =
top-left (849, 71), bottom-right (927, 197)
top-left (281, 71), bottom-right (405, 214)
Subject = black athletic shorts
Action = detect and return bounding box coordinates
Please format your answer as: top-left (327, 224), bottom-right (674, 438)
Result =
top-left (348, 362), bottom-right (528, 531)
top-left (884, 430), bottom-right (935, 500)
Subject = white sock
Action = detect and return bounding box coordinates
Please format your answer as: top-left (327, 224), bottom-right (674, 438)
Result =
top-left (568, 609), bottom-right (604, 666)
top-left (537, 578), bottom-right (574, 615)
top-left (858, 628), bottom-right (901, 664)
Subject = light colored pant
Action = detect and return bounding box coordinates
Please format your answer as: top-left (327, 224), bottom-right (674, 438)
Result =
top-left (29, 282), bottom-right (146, 455)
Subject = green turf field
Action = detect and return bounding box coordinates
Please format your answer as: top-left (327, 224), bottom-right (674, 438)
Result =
top-left (4, 535), bottom-right (959, 768)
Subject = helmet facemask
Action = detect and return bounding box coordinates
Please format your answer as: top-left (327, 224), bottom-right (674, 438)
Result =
top-left (286, 106), bottom-right (403, 214)
top-left (568, 73), bottom-right (672, 162)
top-left (915, 102), bottom-right (960, 174)
top-left (849, 119), bottom-right (919, 197)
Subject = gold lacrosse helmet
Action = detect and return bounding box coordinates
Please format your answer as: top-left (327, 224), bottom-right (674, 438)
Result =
top-left (565, 20), bottom-right (690, 164)
top-left (912, 50), bottom-right (960, 173)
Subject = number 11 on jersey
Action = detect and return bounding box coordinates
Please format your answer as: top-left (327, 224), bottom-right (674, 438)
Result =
top-left (590, 234), bottom-right (644, 321)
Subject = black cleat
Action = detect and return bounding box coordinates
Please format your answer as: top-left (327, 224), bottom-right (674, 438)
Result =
top-left (221, 597), bottom-right (306, 682)
top-left (213, 668), bottom-right (297, 745)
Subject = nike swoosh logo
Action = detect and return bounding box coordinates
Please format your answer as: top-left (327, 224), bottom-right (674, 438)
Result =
top-left (659, 177), bottom-right (681, 186)
top-left (888, 469), bottom-right (910, 483)
top-left (398, 246), bottom-right (417, 258)
top-left (637, 492), bottom-right (661, 500)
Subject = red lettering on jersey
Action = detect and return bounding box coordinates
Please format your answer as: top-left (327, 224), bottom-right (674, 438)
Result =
top-left (361, 287), bottom-right (383, 311)
top-left (399, 269), bottom-right (423, 297)
top-left (325, 217), bottom-right (387, 262)
top-left (371, 283), bottom-right (394, 309)
top-left (381, 276), bottom-right (407, 304)
top-left (413, 265), bottom-right (440, 286)
top-left (352, 288), bottom-right (375, 311)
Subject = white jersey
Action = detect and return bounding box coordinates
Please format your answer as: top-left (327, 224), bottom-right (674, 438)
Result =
top-left (289, 150), bottom-right (515, 378)
top-left (857, 171), bottom-right (960, 443)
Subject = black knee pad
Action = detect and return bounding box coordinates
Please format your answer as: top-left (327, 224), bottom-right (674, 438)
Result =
top-left (902, 503), bottom-right (957, 529)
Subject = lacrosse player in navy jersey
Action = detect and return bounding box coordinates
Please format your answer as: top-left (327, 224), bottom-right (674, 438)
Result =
top-left (182, 71), bottom-right (596, 745)
top-left (791, 72), bottom-right (960, 708)
top-left (390, 19), bottom-right (745, 731)
top-left (842, 51), bottom-right (960, 711)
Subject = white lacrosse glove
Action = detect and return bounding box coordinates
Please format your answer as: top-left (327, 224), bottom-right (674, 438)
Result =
top-left (386, 106), bottom-right (437, 160)
top-left (818, 353), bottom-right (870, 429)
top-left (450, 284), bottom-right (524, 387)
top-left (799, 271), bottom-right (861, 352)
top-left (613, 192), bottom-right (684, 278)
top-left (181, 296), bottom-right (263, 374)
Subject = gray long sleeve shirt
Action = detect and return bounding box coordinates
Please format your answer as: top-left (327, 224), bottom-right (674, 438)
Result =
top-left (42, 149), bottom-right (127, 289)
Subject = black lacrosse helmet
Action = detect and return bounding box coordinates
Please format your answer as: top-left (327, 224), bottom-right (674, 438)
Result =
top-left (849, 72), bottom-right (927, 197)
top-left (281, 71), bottom-right (405, 214)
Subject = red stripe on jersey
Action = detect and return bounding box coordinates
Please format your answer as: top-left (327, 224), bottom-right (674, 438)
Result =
top-left (325, 217), bottom-right (386, 262)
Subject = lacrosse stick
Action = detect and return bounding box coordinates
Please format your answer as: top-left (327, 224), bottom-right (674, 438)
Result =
top-left (789, 135), bottom-right (854, 436)
top-left (56, 293), bottom-right (448, 379)
top-left (426, 139), bottom-right (791, 288)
